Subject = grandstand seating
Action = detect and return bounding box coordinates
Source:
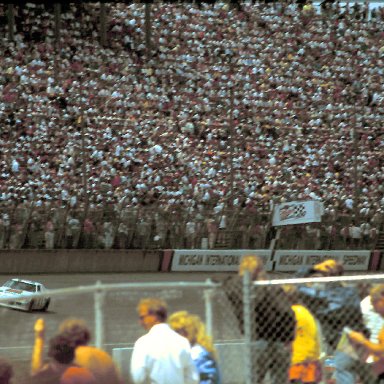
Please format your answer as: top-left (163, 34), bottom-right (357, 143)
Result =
top-left (0, 2), bottom-right (383, 250)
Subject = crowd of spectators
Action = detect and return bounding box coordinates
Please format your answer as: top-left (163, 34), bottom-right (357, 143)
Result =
top-left (0, 1), bottom-right (383, 250)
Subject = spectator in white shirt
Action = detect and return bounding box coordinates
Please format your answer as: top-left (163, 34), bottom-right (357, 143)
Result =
top-left (349, 222), bottom-right (362, 249)
top-left (131, 298), bottom-right (199, 384)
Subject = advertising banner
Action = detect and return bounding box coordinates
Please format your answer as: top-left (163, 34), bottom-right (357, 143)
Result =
top-left (272, 200), bottom-right (324, 226)
top-left (274, 250), bottom-right (371, 272)
top-left (171, 250), bottom-right (273, 272)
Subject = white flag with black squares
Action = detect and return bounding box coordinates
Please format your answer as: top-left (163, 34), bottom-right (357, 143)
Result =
top-left (272, 200), bottom-right (324, 226)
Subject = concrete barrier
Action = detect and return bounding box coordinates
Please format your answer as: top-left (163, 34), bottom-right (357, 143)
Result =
top-left (112, 347), bottom-right (133, 384)
top-left (0, 250), bottom-right (162, 274)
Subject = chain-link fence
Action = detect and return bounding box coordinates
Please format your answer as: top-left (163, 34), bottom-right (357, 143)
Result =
top-left (1, 274), bottom-right (384, 383)
top-left (241, 274), bottom-right (384, 384)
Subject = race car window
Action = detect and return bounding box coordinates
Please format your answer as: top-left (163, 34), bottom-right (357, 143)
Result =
top-left (4, 280), bottom-right (36, 292)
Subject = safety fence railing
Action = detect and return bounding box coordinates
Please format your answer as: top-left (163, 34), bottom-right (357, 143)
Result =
top-left (2, 274), bottom-right (384, 383)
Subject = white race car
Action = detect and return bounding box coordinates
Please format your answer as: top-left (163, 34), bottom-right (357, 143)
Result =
top-left (0, 278), bottom-right (50, 312)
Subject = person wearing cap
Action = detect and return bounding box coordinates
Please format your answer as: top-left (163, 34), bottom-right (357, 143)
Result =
top-left (296, 259), bottom-right (369, 384)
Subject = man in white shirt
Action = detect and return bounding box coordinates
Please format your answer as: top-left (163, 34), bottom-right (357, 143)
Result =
top-left (130, 298), bottom-right (199, 384)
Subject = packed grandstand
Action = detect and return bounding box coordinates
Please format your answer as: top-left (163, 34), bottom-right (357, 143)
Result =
top-left (0, 1), bottom-right (383, 250)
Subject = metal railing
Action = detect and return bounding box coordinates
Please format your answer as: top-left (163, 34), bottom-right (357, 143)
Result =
top-left (1, 204), bottom-right (382, 251)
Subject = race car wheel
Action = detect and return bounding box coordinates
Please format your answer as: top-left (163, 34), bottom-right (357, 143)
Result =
top-left (28, 300), bottom-right (35, 312)
top-left (41, 299), bottom-right (50, 312)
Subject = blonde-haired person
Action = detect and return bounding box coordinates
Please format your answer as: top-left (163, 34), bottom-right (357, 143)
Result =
top-left (169, 311), bottom-right (221, 384)
top-left (222, 254), bottom-right (296, 383)
top-left (238, 254), bottom-right (267, 280)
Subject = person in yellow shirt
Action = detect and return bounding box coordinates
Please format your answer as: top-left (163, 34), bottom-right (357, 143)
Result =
top-left (285, 287), bottom-right (322, 384)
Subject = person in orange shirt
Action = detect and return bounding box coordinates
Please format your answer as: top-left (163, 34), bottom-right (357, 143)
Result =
top-left (30, 333), bottom-right (96, 384)
top-left (58, 318), bottom-right (123, 384)
top-left (31, 318), bottom-right (122, 384)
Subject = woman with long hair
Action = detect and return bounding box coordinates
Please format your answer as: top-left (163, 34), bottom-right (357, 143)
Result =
top-left (169, 311), bottom-right (221, 384)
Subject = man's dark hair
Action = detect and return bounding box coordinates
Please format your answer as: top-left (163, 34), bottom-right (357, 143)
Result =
top-left (48, 334), bottom-right (76, 365)
top-left (58, 318), bottom-right (91, 347)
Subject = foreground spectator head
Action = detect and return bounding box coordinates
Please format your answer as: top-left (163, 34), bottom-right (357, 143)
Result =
top-left (0, 357), bottom-right (13, 384)
top-left (168, 310), bottom-right (197, 345)
top-left (169, 310), bottom-right (216, 354)
top-left (58, 318), bottom-right (91, 347)
top-left (137, 297), bottom-right (168, 330)
top-left (238, 254), bottom-right (265, 280)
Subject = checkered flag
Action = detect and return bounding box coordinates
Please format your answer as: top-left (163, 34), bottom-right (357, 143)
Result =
top-left (293, 204), bottom-right (306, 218)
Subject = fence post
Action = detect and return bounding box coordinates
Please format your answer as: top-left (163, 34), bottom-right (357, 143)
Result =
top-left (204, 279), bottom-right (214, 337)
top-left (94, 280), bottom-right (105, 349)
top-left (243, 270), bottom-right (253, 384)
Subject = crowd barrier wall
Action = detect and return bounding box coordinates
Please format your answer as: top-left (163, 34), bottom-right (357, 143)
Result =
top-left (0, 249), bottom-right (162, 274)
top-left (169, 249), bottom-right (382, 273)
top-left (273, 250), bottom-right (371, 272)
top-left (0, 249), bottom-right (381, 274)
top-left (170, 249), bottom-right (274, 272)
